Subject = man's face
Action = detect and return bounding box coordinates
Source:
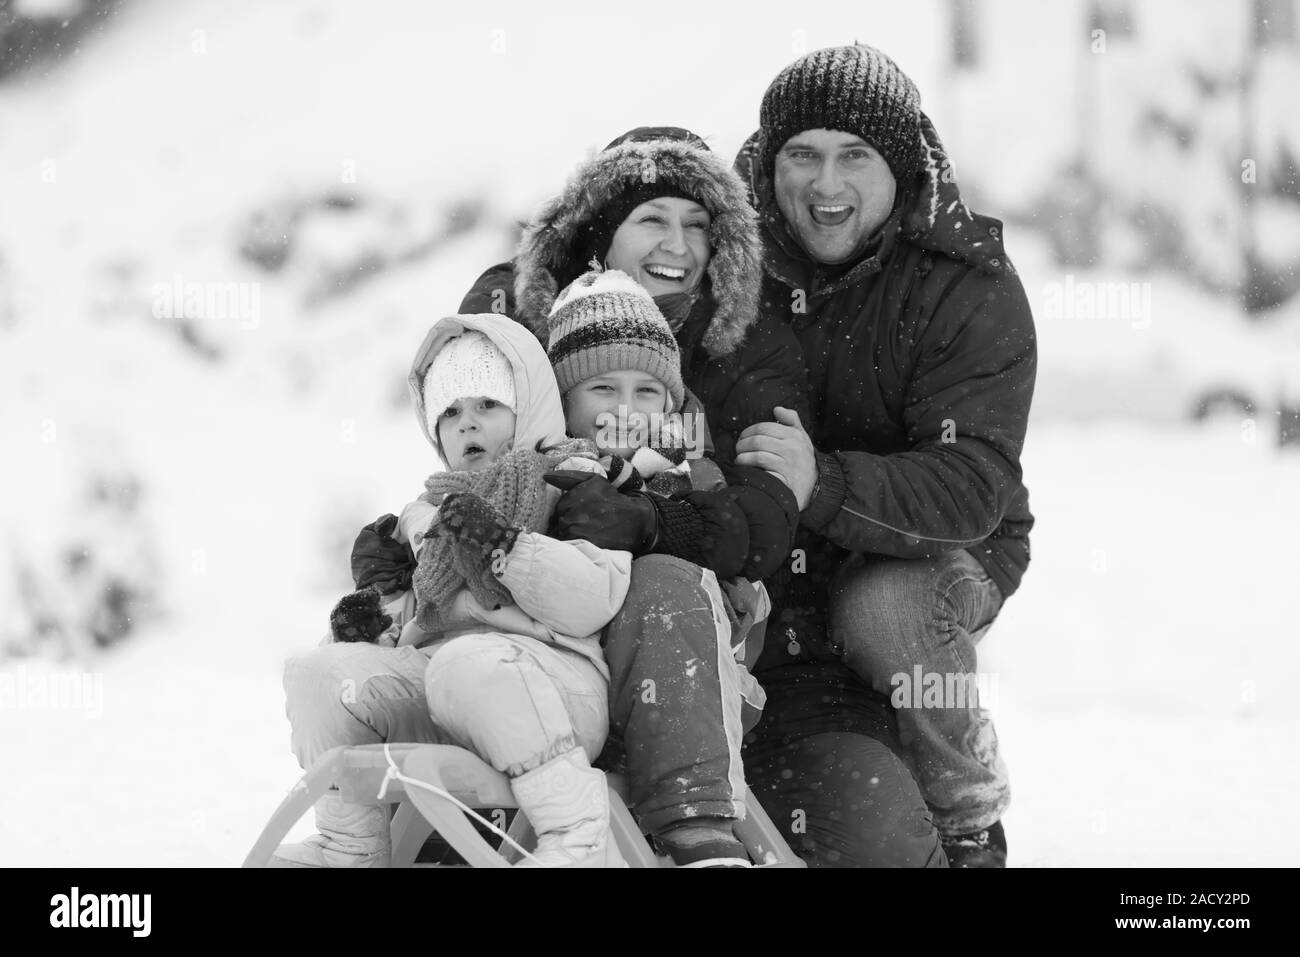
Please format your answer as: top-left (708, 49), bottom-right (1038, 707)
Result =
top-left (773, 129), bottom-right (897, 265)
top-left (563, 369), bottom-right (669, 459)
top-left (434, 396), bottom-right (516, 471)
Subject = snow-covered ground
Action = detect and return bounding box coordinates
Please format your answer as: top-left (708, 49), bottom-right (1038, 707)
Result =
top-left (6, 416), bottom-right (1298, 867)
top-left (2, 0), bottom-right (1298, 866)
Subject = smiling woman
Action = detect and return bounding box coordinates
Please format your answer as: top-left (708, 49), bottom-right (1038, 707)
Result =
top-left (604, 197), bottom-right (711, 297)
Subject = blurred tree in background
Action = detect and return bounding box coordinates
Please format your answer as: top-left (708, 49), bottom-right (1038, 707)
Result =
top-left (1006, 0), bottom-right (1300, 315)
top-left (0, 0), bottom-right (119, 81)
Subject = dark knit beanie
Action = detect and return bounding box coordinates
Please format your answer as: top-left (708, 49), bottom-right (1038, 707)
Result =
top-left (759, 44), bottom-right (923, 182)
top-left (547, 268), bottom-right (685, 411)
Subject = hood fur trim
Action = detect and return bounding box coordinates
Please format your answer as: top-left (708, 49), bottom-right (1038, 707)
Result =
top-left (514, 138), bottom-right (762, 359)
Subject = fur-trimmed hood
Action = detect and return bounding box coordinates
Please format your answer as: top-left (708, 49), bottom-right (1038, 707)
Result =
top-left (513, 131), bottom-right (763, 359)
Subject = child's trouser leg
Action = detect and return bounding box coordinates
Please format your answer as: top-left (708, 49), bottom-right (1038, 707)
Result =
top-left (601, 555), bottom-right (761, 862)
top-left (424, 633), bottom-right (620, 867)
top-left (422, 633), bottom-right (607, 775)
top-left (273, 641), bottom-right (444, 867)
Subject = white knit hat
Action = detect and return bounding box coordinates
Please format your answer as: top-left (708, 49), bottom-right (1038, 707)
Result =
top-left (422, 330), bottom-right (517, 433)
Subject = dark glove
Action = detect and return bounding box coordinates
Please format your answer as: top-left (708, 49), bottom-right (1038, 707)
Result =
top-left (431, 492), bottom-right (521, 562)
top-left (330, 587), bottom-right (392, 643)
top-left (350, 514), bottom-right (416, 594)
top-left (543, 470), bottom-right (658, 553)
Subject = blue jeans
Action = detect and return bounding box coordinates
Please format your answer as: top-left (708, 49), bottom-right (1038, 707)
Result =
top-left (828, 548), bottom-right (1008, 836)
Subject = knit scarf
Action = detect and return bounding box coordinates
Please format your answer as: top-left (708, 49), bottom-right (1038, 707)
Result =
top-left (412, 438), bottom-right (598, 630)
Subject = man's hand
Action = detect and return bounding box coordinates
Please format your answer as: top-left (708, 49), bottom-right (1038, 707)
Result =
top-left (543, 470), bottom-right (657, 552)
top-left (735, 407), bottom-right (819, 510)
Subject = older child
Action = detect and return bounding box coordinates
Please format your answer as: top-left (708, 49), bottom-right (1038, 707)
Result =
top-left (538, 267), bottom-right (776, 867)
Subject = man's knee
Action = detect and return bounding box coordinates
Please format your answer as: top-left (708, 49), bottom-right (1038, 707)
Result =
top-left (831, 554), bottom-right (928, 628)
top-left (829, 551), bottom-right (1001, 683)
top-left (828, 555), bottom-right (954, 676)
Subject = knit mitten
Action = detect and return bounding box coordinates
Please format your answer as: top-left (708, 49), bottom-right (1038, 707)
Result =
top-left (432, 492), bottom-right (522, 569)
top-left (329, 587), bottom-right (393, 644)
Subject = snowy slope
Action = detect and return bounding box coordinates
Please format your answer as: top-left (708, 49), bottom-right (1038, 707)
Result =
top-left (989, 424), bottom-right (1300, 866)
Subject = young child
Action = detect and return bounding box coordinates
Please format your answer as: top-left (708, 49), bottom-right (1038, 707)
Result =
top-left (332, 312), bottom-right (632, 868)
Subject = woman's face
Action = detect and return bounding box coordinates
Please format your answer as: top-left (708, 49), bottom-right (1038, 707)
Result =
top-left (604, 197), bottom-right (711, 298)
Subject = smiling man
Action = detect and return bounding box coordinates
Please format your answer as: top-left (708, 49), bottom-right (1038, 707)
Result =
top-left (732, 44), bottom-right (1038, 868)
top-left (773, 130), bottom-right (897, 264)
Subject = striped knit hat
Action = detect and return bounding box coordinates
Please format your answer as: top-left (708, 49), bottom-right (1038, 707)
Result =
top-left (759, 44), bottom-right (923, 182)
top-left (546, 269), bottom-right (684, 411)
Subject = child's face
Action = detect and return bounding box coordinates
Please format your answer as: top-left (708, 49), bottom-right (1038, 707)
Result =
top-left (435, 396), bottom-right (516, 471)
top-left (564, 370), bottom-right (669, 459)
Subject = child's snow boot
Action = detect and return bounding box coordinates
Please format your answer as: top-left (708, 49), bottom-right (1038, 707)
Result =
top-left (268, 793), bottom-right (391, 868)
top-left (509, 748), bottom-right (627, 868)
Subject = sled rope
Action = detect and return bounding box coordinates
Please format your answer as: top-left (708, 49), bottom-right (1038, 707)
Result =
top-left (377, 743), bottom-right (545, 865)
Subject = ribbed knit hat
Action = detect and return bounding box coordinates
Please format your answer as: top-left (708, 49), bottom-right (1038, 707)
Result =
top-left (759, 44), bottom-right (923, 182)
top-left (547, 269), bottom-right (685, 411)
top-left (421, 330), bottom-right (517, 434)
